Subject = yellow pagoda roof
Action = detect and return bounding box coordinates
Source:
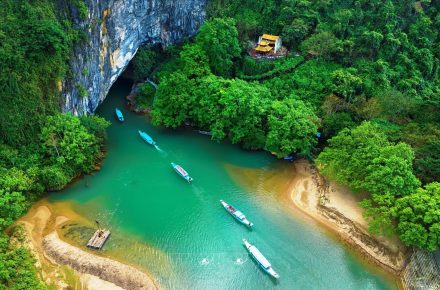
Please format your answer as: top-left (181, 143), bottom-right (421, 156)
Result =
top-left (258, 40), bottom-right (270, 46)
top-left (255, 45), bottom-right (273, 52)
top-left (261, 34), bottom-right (279, 41)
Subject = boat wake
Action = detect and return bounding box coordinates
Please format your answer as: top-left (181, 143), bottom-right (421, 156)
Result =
top-left (154, 145), bottom-right (167, 155)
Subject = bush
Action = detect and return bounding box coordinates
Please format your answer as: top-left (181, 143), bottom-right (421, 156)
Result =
top-left (322, 112), bottom-right (356, 138)
top-left (39, 166), bottom-right (70, 191)
top-left (136, 84), bottom-right (156, 109)
top-left (132, 46), bottom-right (158, 80)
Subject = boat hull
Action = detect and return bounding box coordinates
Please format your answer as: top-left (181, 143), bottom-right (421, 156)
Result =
top-left (220, 200), bottom-right (253, 227)
top-left (171, 163), bottom-right (193, 183)
top-left (243, 239), bottom-right (279, 279)
top-left (115, 109), bottom-right (124, 122)
top-left (138, 130), bottom-right (156, 145)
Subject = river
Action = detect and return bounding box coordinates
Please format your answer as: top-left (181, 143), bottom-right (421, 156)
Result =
top-left (48, 79), bottom-right (397, 289)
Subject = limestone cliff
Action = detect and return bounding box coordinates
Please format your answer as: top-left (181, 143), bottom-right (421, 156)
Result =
top-left (62, 0), bottom-right (206, 115)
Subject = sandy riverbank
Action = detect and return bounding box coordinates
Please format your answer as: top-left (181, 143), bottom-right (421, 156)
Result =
top-left (18, 202), bottom-right (159, 290)
top-left (226, 159), bottom-right (408, 279)
top-left (286, 160), bottom-right (408, 275)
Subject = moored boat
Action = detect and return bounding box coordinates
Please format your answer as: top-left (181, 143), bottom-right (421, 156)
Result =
top-left (196, 130), bottom-right (212, 136)
top-left (220, 200), bottom-right (253, 227)
top-left (243, 239), bottom-right (279, 279)
top-left (171, 162), bottom-right (193, 183)
top-left (138, 130), bottom-right (156, 145)
top-left (115, 108), bottom-right (124, 122)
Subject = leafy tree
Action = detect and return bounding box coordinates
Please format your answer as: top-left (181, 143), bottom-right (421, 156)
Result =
top-left (0, 0), bottom-right (74, 146)
top-left (363, 143), bottom-right (420, 197)
top-left (331, 68), bottom-right (363, 102)
top-left (300, 31), bottom-right (342, 59)
top-left (0, 189), bottom-right (26, 231)
top-left (0, 232), bottom-right (47, 289)
top-left (79, 115), bottom-right (110, 143)
top-left (414, 141), bottom-right (440, 184)
top-left (152, 72), bottom-right (197, 128)
top-left (318, 122), bottom-right (419, 196)
top-left (377, 89), bottom-right (419, 123)
top-left (322, 112), bottom-right (356, 138)
top-left (395, 183), bottom-right (440, 251)
top-left (317, 122), bottom-right (421, 234)
top-left (135, 83), bottom-right (156, 110)
top-left (281, 18), bottom-right (313, 48)
top-left (196, 18), bottom-right (241, 76)
top-left (38, 166), bottom-right (69, 191)
top-left (179, 44), bottom-right (211, 78)
top-left (39, 113), bottom-right (104, 175)
top-left (265, 98), bottom-right (319, 157)
top-left (263, 60), bottom-right (340, 107)
top-left (194, 77), bottom-right (271, 148)
top-left (132, 46), bottom-right (158, 80)
top-left (350, 96), bottom-right (382, 121)
top-left (316, 122), bottom-right (389, 191)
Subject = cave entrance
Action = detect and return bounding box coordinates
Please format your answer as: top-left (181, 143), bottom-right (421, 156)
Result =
top-left (97, 43), bottom-right (165, 116)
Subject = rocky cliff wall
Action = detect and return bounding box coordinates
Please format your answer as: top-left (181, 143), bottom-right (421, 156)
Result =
top-left (62, 0), bottom-right (206, 115)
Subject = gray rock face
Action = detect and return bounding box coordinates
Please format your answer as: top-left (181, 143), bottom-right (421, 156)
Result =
top-left (62, 0), bottom-right (206, 115)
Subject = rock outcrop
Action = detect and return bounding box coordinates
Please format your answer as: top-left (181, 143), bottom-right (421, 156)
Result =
top-left (62, 0), bottom-right (206, 115)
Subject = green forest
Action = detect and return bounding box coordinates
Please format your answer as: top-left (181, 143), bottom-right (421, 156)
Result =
top-left (134, 0), bottom-right (440, 252)
top-left (1, 0), bottom-right (440, 288)
top-left (0, 1), bottom-right (108, 288)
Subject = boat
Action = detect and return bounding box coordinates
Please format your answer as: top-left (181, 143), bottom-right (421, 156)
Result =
top-left (220, 200), bottom-right (253, 227)
top-left (115, 108), bottom-right (124, 122)
top-left (171, 162), bottom-right (193, 183)
top-left (138, 130), bottom-right (156, 145)
top-left (196, 130), bottom-right (212, 136)
top-left (243, 239), bottom-right (279, 279)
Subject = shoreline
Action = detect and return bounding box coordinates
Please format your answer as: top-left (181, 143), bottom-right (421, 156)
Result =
top-left (43, 231), bottom-right (158, 290)
top-left (18, 202), bottom-right (160, 290)
top-left (284, 160), bottom-right (408, 281)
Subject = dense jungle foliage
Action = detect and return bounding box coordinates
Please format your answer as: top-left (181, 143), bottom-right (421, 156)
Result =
top-left (132, 0), bottom-right (440, 251)
top-left (1, 0), bottom-right (440, 287)
top-left (0, 1), bottom-right (108, 288)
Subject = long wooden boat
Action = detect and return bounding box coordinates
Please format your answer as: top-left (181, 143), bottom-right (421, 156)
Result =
top-left (171, 162), bottom-right (193, 183)
top-left (138, 130), bottom-right (156, 146)
top-left (220, 200), bottom-right (253, 227)
top-left (115, 108), bottom-right (124, 122)
top-left (243, 239), bottom-right (279, 279)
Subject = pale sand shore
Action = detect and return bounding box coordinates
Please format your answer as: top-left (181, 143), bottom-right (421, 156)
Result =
top-left (287, 160), bottom-right (408, 275)
top-left (43, 231), bottom-right (157, 290)
top-left (18, 204), bottom-right (159, 290)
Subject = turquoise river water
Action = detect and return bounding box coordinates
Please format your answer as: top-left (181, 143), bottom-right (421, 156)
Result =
top-left (49, 79), bottom-right (397, 290)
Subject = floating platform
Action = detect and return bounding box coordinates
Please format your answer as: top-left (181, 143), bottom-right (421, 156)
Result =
top-left (87, 229), bottom-right (110, 250)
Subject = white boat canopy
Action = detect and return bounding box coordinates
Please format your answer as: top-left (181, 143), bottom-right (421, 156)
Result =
top-left (234, 211), bottom-right (245, 219)
top-left (249, 245), bottom-right (271, 269)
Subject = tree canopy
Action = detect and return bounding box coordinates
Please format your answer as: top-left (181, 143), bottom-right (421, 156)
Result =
top-left (395, 183), bottom-right (440, 251)
top-left (265, 99), bottom-right (319, 157)
top-left (195, 18), bottom-right (241, 76)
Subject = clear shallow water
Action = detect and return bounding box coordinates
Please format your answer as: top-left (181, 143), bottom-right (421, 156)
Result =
top-left (50, 79), bottom-right (396, 290)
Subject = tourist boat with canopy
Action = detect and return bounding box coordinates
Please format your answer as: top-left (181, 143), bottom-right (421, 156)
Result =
top-left (115, 108), bottom-right (124, 122)
top-left (138, 130), bottom-right (156, 146)
top-left (220, 200), bottom-right (253, 227)
top-left (171, 162), bottom-right (193, 183)
top-left (243, 239), bottom-right (279, 279)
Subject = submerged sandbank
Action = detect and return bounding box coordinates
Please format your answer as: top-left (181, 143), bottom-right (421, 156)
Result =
top-left (226, 159), bottom-right (407, 278)
top-left (286, 160), bottom-right (407, 274)
top-left (18, 202), bottom-right (159, 290)
top-left (43, 231), bottom-right (157, 290)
